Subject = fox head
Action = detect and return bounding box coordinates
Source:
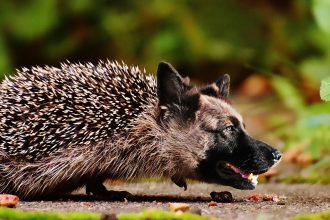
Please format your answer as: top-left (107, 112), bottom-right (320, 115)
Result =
top-left (156, 62), bottom-right (281, 190)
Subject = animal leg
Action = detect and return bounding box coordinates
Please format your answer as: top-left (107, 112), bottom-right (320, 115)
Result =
top-left (86, 180), bottom-right (131, 201)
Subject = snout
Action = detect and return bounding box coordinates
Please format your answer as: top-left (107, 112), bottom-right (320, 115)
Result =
top-left (196, 135), bottom-right (282, 191)
top-left (272, 149), bottom-right (282, 162)
top-left (235, 137), bottom-right (282, 173)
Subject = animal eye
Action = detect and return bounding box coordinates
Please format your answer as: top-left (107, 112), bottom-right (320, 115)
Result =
top-left (202, 125), bottom-right (235, 134)
top-left (224, 125), bottom-right (235, 132)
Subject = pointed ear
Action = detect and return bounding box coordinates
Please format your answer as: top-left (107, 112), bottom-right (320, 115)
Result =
top-left (157, 62), bottom-right (186, 106)
top-left (182, 76), bottom-right (190, 85)
top-left (215, 74), bottom-right (230, 97)
top-left (200, 74), bottom-right (230, 98)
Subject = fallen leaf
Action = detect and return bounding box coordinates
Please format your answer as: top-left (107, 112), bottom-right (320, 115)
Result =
top-left (0, 194), bottom-right (19, 207)
top-left (208, 201), bottom-right (217, 207)
top-left (169, 203), bottom-right (190, 212)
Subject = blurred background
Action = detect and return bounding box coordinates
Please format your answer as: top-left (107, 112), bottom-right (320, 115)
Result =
top-left (0, 0), bottom-right (329, 183)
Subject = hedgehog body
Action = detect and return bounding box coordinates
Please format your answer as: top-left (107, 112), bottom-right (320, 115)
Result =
top-left (0, 60), bottom-right (280, 199)
top-left (0, 61), bottom-right (165, 198)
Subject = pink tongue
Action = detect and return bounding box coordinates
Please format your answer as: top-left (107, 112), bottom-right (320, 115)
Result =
top-left (240, 172), bottom-right (250, 178)
top-left (226, 163), bottom-right (251, 179)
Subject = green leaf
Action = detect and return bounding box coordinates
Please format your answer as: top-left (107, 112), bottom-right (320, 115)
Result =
top-left (320, 78), bottom-right (330, 101)
top-left (313, 0), bottom-right (330, 34)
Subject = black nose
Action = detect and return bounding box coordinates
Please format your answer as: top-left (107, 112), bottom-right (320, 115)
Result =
top-left (272, 150), bottom-right (282, 161)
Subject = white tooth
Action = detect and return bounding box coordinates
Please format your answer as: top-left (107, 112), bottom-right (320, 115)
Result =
top-left (251, 175), bottom-right (259, 185)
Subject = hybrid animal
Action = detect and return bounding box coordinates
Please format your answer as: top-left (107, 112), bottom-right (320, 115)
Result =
top-left (0, 61), bottom-right (281, 199)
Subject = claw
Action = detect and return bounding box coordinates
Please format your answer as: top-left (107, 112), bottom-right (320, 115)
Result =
top-left (171, 176), bottom-right (187, 191)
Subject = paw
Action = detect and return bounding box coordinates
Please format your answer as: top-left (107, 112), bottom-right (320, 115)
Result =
top-left (86, 181), bottom-right (131, 201)
top-left (102, 190), bottom-right (132, 201)
top-left (171, 176), bottom-right (187, 190)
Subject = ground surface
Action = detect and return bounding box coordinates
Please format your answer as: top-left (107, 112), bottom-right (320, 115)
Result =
top-left (17, 182), bottom-right (330, 220)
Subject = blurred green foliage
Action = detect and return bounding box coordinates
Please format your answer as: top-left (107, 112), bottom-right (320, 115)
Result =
top-left (272, 75), bottom-right (330, 158)
top-left (0, 0), bottom-right (329, 82)
top-left (0, 207), bottom-right (210, 220)
top-left (265, 0), bottom-right (330, 175)
top-left (0, 207), bottom-right (100, 220)
top-left (0, 0), bottom-right (329, 176)
top-left (293, 210), bottom-right (330, 220)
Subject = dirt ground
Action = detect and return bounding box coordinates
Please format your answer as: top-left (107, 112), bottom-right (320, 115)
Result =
top-left (17, 182), bottom-right (330, 220)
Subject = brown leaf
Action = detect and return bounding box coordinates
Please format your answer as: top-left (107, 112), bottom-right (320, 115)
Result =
top-left (208, 201), bottom-right (217, 207)
top-left (0, 194), bottom-right (19, 207)
top-left (169, 203), bottom-right (190, 212)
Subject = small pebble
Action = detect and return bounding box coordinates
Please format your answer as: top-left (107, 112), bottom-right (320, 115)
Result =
top-left (169, 203), bottom-right (190, 212)
top-left (190, 207), bottom-right (202, 215)
top-left (262, 194), bottom-right (274, 201)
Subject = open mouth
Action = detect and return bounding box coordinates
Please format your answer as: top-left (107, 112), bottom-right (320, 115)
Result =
top-left (215, 161), bottom-right (264, 188)
top-left (224, 163), bottom-right (259, 186)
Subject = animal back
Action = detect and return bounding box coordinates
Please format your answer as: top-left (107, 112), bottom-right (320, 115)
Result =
top-left (0, 61), bottom-right (157, 161)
